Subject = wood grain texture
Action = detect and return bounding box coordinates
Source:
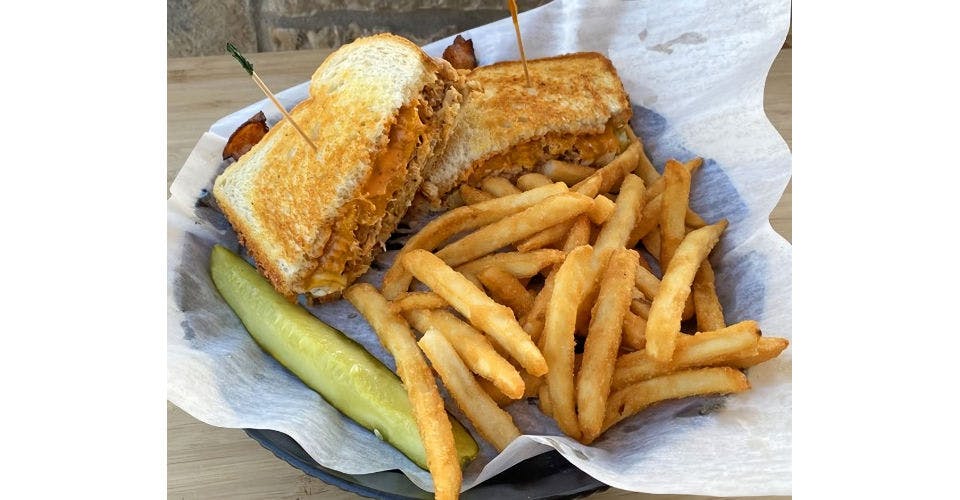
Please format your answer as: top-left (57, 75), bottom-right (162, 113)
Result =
top-left (167, 48), bottom-right (791, 499)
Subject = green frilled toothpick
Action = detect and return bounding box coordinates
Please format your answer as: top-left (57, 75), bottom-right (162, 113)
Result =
top-left (226, 43), bottom-right (318, 152)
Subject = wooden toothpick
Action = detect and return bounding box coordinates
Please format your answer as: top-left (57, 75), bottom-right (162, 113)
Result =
top-left (507, 0), bottom-right (532, 88)
top-left (226, 43), bottom-right (318, 152)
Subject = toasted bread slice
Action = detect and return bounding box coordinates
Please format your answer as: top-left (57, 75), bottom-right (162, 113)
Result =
top-left (419, 52), bottom-right (632, 206)
top-left (214, 34), bottom-right (465, 299)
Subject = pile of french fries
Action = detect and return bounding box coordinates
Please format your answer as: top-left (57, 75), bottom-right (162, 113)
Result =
top-left (344, 130), bottom-right (789, 498)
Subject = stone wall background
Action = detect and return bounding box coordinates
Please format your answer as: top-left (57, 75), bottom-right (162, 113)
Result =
top-left (168, 0), bottom-right (551, 57)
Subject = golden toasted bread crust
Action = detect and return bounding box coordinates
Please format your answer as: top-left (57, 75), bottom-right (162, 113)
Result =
top-left (214, 34), bottom-right (463, 298)
top-left (421, 52), bottom-right (632, 205)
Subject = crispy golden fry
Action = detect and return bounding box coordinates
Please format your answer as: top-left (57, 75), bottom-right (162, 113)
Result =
top-left (621, 309), bottom-right (647, 351)
top-left (343, 284), bottom-right (461, 498)
top-left (641, 231), bottom-right (661, 261)
top-left (659, 160), bottom-right (692, 268)
top-left (577, 249), bottom-right (639, 443)
top-left (382, 182), bottom-right (568, 299)
top-left (570, 174), bottom-right (648, 336)
top-left (404, 308), bottom-right (525, 399)
top-left (521, 369), bottom-right (544, 398)
top-left (612, 321), bottom-right (760, 390)
top-left (565, 215), bottom-right (593, 250)
top-left (419, 328), bottom-right (522, 452)
top-left (693, 260), bottom-right (726, 332)
top-left (634, 266), bottom-right (661, 300)
top-left (588, 194), bottom-right (617, 225)
top-left (720, 336), bottom-right (789, 369)
top-left (594, 174), bottom-right (646, 263)
top-left (516, 221), bottom-right (571, 252)
top-left (540, 159), bottom-right (598, 185)
top-left (645, 220), bottom-right (728, 363)
top-left (435, 192), bottom-right (594, 267)
top-left (630, 298), bottom-right (652, 319)
top-left (602, 367), bottom-right (750, 434)
top-left (643, 157), bottom-right (702, 203)
top-left (478, 266), bottom-right (535, 318)
top-left (481, 176), bottom-right (522, 197)
top-left (456, 249), bottom-right (565, 280)
top-left (402, 250), bottom-right (548, 376)
top-left (627, 192), bottom-right (662, 247)
top-left (541, 245), bottom-right (594, 439)
top-left (460, 184), bottom-right (495, 205)
top-left (521, 264), bottom-right (566, 345)
top-left (571, 141), bottom-right (641, 195)
top-left (477, 376), bottom-right (515, 407)
top-left (633, 141), bottom-right (660, 187)
top-left (686, 208), bottom-right (708, 229)
top-left (388, 291), bottom-right (449, 314)
top-left (517, 172), bottom-right (553, 191)
top-left (520, 144), bottom-right (639, 251)
top-left (538, 380), bottom-right (553, 417)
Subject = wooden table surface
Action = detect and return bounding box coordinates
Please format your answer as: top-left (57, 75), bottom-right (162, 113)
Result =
top-left (167, 47), bottom-right (791, 499)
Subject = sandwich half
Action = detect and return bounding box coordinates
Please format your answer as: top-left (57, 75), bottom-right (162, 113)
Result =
top-left (214, 34), bottom-right (466, 300)
top-left (418, 52), bottom-right (632, 206)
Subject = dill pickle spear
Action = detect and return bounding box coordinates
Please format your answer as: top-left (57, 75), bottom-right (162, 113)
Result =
top-left (209, 245), bottom-right (478, 469)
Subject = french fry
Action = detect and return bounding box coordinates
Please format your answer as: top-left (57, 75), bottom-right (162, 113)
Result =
top-left (388, 291), bottom-right (448, 314)
top-left (541, 245), bottom-right (594, 439)
top-left (645, 220), bottom-right (728, 363)
top-left (477, 376), bottom-right (515, 407)
top-left (455, 249), bottom-right (565, 280)
top-left (630, 298), bottom-right (651, 319)
top-left (343, 284), bottom-right (461, 499)
top-left (641, 231), bottom-right (661, 261)
top-left (516, 221), bottom-right (571, 252)
top-left (602, 367), bottom-right (750, 434)
top-left (633, 140), bottom-right (660, 187)
top-left (612, 321), bottom-right (760, 390)
top-left (381, 182), bottom-right (568, 299)
top-left (634, 266), bottom-right (661, 300)
top-left (721, 336), bottom-right (789, 369)
top-left (594, 174), bottom-right (646, 262)
top-left (538, 380), bottom-right (553, 417)
top-left (659, 160), bottom-right (691, 268)
top-left (577, 248), bottom-right (639, 443)
top-left (481, 176), bottom-right (522, 197)
top-left (435, 192), bottom-right (594, 267)
top-left (519, 143), bottom-right (640, 252)
top-left (587, 194), bottom-right (617, 225)
top-left (643, 157), bottom-right (702, 204)
top-left (564, 215), bottom-right (593, 250)
top-left (517, 172), bottom-right (554, 191)
top-left (571, 141), bottom-right (641, 195)
top-left (460, 184), bottom-right (495, 205)
top-left (478, 266), bottom-right (535, 318)
top-left (626, 192), bottom-right (663, 248)
top-left (540, 159), bottom-right (598, 185)
top-left (685, 208), bottom-right (708, 229)
top-left (402, 250), bottom-right (548, 376)
top-left (419, 328), bottom-right (522, 452)
top-left (520, 369), bottom-right (544, 398)
top-left (693, 260), bottom-right (726, 332)
top-left (621, 309), bottom-right (646, 351)
top-left (404, 308), bottom-right (525, 399)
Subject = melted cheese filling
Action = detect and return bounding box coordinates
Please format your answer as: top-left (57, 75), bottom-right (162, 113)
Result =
top-left (305, 104), bottom-right (425, 293)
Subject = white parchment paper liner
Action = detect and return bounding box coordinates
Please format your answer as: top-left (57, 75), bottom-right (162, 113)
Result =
top-left (168, 0), bottom-right (792, 494)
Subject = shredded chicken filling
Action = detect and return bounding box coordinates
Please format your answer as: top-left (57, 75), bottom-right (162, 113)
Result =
top-left (466, 123), bottom-right (621, 186)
